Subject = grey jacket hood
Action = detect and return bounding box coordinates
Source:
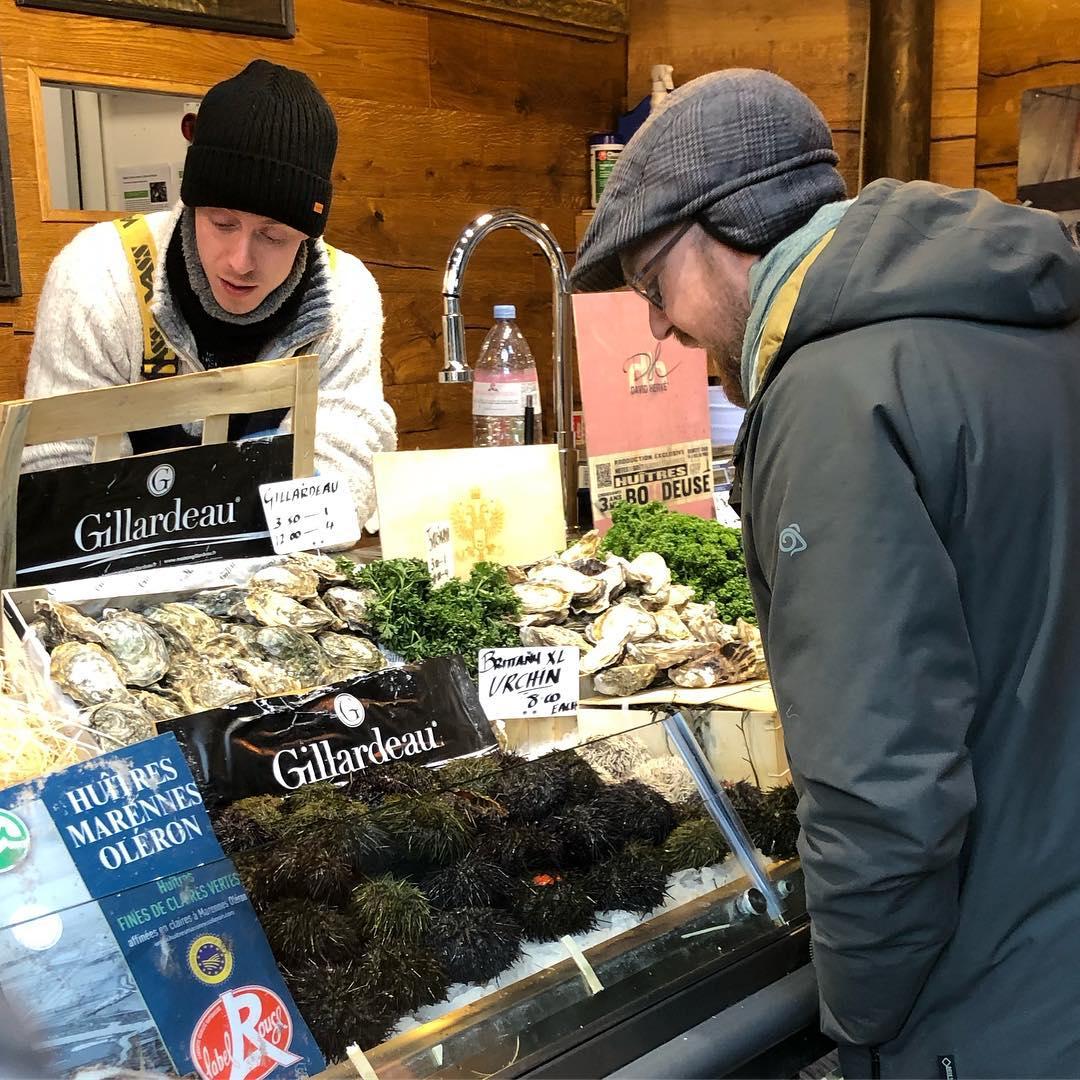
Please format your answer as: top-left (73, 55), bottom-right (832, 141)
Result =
top-left (781, 179), bottom-right (1080, 365)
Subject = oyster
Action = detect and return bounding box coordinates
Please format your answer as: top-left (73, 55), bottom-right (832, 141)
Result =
top-left (626, 639), bottom-right (713, 669)
top-left (570, 558), bottom-right (608, 576)
top-left (245, 588), bottom-right (336, 633)
top-left (86, 700), bottom-right (156, 747)
top-left (96, 611), bottom-right (170, 686)
top-left (252, 627), bottom-right (331, 688)
top-left (143, 603), bottom-right (218, 651)
top-left (35, 600), bottom-right (103, 646)
top-left (323, 586), bottom-right (377, 632)
top-left (51, 642), bottom-right (127, 707)
top-left (250, 563), bottom-right (321, 600)
top-left (512, 583), bottom-right (572, 622)
top-left (668, 641), bottom-right (765, 689)
top-left (318, 632), bottom-right (385, 675)
top-left (229, 658), bottom-right (303, 698)
top-left (589, 602), bottom-right (657, 646)
top-left (560, 530), bottom-right (601, 563)
top-left (201, 633), bottom-right (252, 662)
top-left (27, 617), bottom-right (59, 651)
top-left (133, 690), bottom-right (183, 723)
top-left (653, 607), bottom-right (692, 642)
top-left (189, 587), bottom-right (250, 620)
top-left (519, 624), bottom-right (590, 650)
top-left (668, 583), bottom-right (695, 610)
top-left (684, 602), bottom-right (727, 644)
top-left (189, 670), bottom-right (254, 710)
top-left (286, 551), bottom-right (348, 584)
top-left (306, 595), bottom-right (346, 632)
top-left (626, 552), bottom-right (672, 595)
top-left (580, 636), bottom-right (625, 675)
top-left (530, 562), bottom-right (604, 598)
top-left (505, 565), bottom-right (528, 586)
top-left (578, 562), bottom-right (627, 616)
top-left (638, 586), bottom-right (672, 611)
top-left (593, 663), bottom-right (659, 697)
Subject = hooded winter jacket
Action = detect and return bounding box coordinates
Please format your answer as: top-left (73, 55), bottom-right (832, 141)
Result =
top-left (733, 179), bottom-right (1080, 1078)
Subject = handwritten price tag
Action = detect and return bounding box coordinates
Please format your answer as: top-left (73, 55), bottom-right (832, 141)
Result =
top-left (425, 521), bottom-right (454, 587)
top-left (259, 473), bottom-right (361, 555)
top-left (477, 647), bottom-right (580, 721)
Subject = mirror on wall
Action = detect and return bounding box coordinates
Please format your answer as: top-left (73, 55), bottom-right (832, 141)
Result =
top-left (38, 80), bottom-right (200, 214)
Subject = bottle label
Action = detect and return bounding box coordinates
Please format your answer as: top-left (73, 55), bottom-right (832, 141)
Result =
top-left (473, 378), bottom-right (540, 418)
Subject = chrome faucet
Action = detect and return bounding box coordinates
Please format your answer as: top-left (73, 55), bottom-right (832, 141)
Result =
top-left (439, 210), bottom-right (578, 528)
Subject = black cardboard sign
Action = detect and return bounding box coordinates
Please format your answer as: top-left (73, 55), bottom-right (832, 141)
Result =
top-left (16, 436), bottom-right (293, 586)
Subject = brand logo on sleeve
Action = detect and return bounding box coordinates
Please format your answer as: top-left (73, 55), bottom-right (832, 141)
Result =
top-left (778, 524), bottom-right (807, 556)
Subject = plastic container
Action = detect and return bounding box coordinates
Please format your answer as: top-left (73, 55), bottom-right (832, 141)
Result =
top-left (589, 134), bottom-right (624, 208)
top-left (472, 306), bottom-right (542, 448)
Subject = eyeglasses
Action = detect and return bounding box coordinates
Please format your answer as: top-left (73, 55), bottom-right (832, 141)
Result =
top-left (626, 219), bottom-right (694, 311)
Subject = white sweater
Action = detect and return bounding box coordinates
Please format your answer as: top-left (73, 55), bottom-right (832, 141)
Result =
top-left (22, 205), bottom-right (397, 524)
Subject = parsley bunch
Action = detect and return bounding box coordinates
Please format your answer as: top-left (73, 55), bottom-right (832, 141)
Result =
top-left (338, 558), bottom-right (521, 674)
top-left (601, 502), bottom-right (756, 624)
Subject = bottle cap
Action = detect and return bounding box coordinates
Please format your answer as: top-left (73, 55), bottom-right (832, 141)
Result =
top-left (493, 304), bottom-right (516, 319)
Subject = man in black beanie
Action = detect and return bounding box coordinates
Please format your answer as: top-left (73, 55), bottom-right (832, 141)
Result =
top-left (576, 69), bottom-right (1080, 1078)
top-left (23, 59), bottom-right (396, 524)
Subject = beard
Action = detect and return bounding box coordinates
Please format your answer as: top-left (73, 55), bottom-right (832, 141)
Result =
top-left (695, 289), bottom-right (751, 409)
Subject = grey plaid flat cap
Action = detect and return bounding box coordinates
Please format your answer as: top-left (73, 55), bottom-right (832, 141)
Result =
top-left (571, 69), bottom-right (847, 293)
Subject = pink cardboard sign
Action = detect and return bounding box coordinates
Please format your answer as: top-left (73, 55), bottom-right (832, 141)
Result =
top-left (573, 291), bottom-right (714, 532)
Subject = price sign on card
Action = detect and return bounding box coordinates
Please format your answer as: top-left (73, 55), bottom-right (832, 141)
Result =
top-left (259, 473), bottom-right (361, 555)
top-left (477, 647), bottom-right (580, 721)
top-left (425, 520), bottom-right (454, 587)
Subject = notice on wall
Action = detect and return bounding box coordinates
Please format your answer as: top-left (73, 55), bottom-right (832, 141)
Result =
top-left (573, 292), bottom-right (714, 532)
top-left (259, 472), bottom-right (361, 555)
top-left (477, 647), bottom-right (580, 720)
top-left (116, 162), bottom-right (174, 213)
top-left (0, 734), bottom-right (324, 1080)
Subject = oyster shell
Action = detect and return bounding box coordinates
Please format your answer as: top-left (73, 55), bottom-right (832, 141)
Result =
top-left (577, 562), bottom-right (627, 616)
top-left (519, 624), bottom-right (590, 650)
top-left (638, 586), bottom-right (672, 611)
top-left (512, 583), bottom-right (572, 621)
top-left (627, 552), bottom-right (672, 595)
top-left (51, 642), bottom-right (128, 707)
top-left (189, 587), bottom-right (251, 620)
top-left (560, 530), bottom-right (601, 563)
top-left (530, 563), bottom-right (605, 605)
top-left (133, 690), bottom-right (183, 723)
top-left (250, 563), bottom-right (321, 600)
top-left (218, 622), bottom-right (262, 647)
top-left (589, 601), bottom-right (657, 646)
top-left (323, 586), bottom-right (377, 632)
top-left (593, 663), bottom-right (659, 697)
top-left (201, 633), bottom-right (252, 662)
top-left (668, 583), bottom-right (695, 610)
top-left (668, 641), bottom-right (765, 688)
top-left (652, 607), bottom-right (691, 642)
top-left (570, 558), bottom-right (608, 576)
top-left (85, 700), bottom-right (156, 747)
top-left (318, 632), bottom-right (385, 676)
top-left (505, 565), bottom-right (528, 586)
top-left (684, 602), bottom-right (728, 644)
top-left (580, 636), bottom-right (625, 675)
top-left (35, 600), bottom-right (103, 646)
top-left (252, 627), bottom-right (331, 688)
top-left (189, 670), bottom-right (254, 710)
top-left (143, 603), bottom-right (218, 651)
top-left (626, 639), bottom-right (713, 669)
top-left (244, 588), bottom-right (336, 633)
top-left (28, 616), bottom-right (60, 651)
top-left (286, 551), bottom-right (348, 584)
top-left (306, 595), bottom-right (346, 632)
top-left (229, 657), bottom-right (303, 698)
top-left (96, 610), bottom-right (170, 686)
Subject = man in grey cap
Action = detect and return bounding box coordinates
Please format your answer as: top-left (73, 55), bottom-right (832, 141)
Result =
top-left (574, 69), bottom-right (1080, 1078)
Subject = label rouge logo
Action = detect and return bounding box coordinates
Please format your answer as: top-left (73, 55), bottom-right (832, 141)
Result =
top-left (334, 694), bottom-right (366, 728)
top-left (188, 933), bottom-right (234, 986)
top-left (0, 809), bottom-right (30, 873)
top-left (147, 463), bottom-right (176, 496)
top-left (190, 985), bottom-right (300, 1080)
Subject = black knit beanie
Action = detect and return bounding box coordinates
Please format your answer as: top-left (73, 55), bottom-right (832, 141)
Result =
top-left (181, 60), bottom-right (337, 237)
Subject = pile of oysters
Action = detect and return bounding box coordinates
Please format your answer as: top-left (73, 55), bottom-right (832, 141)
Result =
top-left (511, 532), bottom-right (766, 698)
top-left (32, 552), bottom-right (383, 749)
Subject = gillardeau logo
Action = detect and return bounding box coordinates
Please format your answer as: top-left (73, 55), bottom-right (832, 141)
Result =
top-left (190, 985), bottom-right (301, 1080)
top-left (334, 694), bottom-right (366, 728)
top-left (0, 809), bottom-right (30, 873)
top-left (147, 463), bottom-right (176, 496)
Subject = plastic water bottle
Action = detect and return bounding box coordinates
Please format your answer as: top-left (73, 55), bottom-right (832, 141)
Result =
top-left (472, 305), bottom-right (542, 447)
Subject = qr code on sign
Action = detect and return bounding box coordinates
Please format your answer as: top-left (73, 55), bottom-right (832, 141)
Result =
top-left (595, 462), bottom-right (612, 487)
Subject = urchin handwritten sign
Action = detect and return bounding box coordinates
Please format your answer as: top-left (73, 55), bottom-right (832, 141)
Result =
top-left (477, 647), bottom-right (580, 721)
top-left (259, 473), bottom-right (361, 555)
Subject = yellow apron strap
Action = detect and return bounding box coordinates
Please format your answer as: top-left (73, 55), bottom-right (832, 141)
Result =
top-left (114, 215), bottom-right (179, 379)
top-left (323, 241), bottom-right (339, 274)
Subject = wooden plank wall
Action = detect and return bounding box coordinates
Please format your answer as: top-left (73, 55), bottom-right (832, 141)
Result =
top-left (0, 0), bottom-right (626, 447)
top-left (627, 0), bottom-right (981, 193)
top-left (975, 0), bottom-right (1075, 202)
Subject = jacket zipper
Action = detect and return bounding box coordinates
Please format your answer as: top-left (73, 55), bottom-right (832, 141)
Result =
top-left (870, 1047), bottom-right (881, 1079)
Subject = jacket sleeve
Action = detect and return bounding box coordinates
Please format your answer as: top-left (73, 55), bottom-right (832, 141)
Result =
top-left (22, 226), bottom-right (137, 472)
top-left (300, 256), bottom-right (397, 530)
top-left (745, 343), bottom-right (977, 1049)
